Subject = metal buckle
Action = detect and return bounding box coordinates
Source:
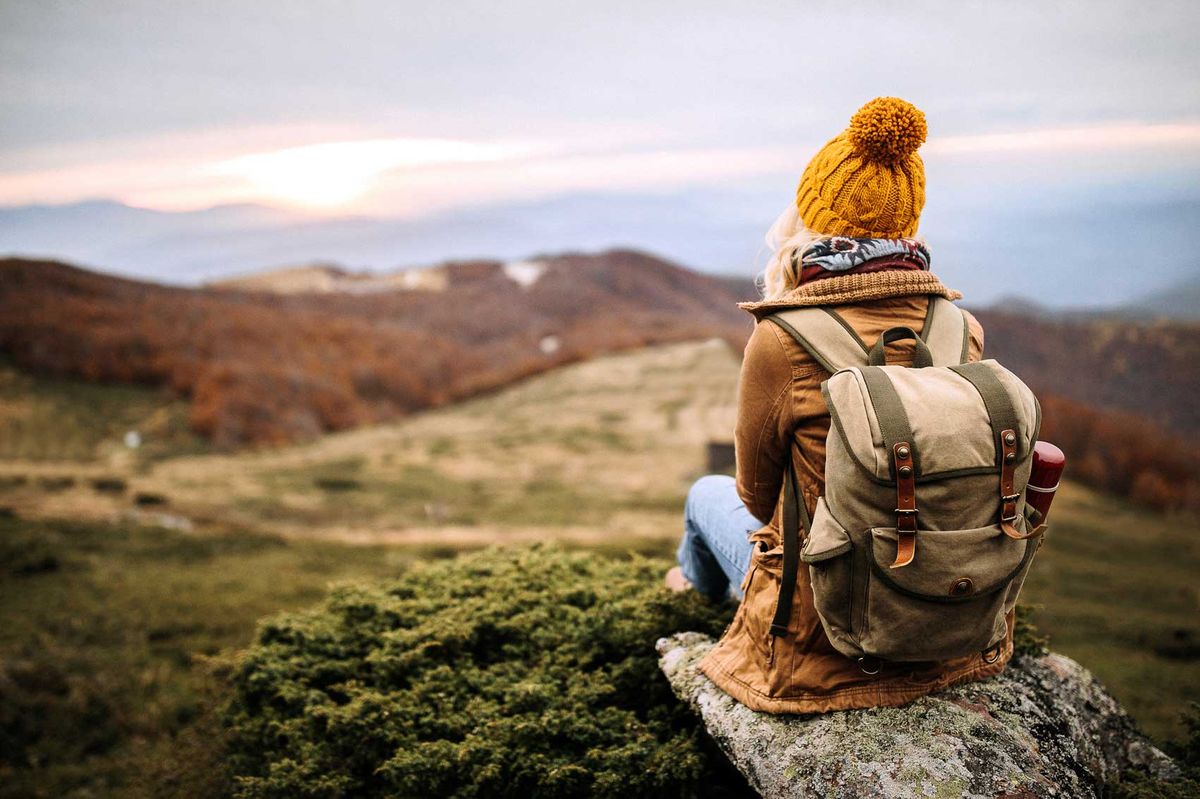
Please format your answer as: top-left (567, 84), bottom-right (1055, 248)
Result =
top-left (893, 508), bottom-right (919, 516)
top-left (1000, 494), bottom-right (1020, 522)
top-left (857, 656), bottom-right (882, 675)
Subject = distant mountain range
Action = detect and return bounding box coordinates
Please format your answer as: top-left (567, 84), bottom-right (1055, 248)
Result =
top-left (0, 251), bottom-right (753, 446)
top-left (3, 248), bottom-right (1198, 443)
top-left (2, 189), bottom-right (1197, 314)
top-left (1121, 277), bottom-right (1200, 321)
top-left (208, 261), bottom-right (451, 294)
top-left (0, 195), bottom-right (773, 287)
top-left (206, 259), bottom-right (1200, 439)
top-left (2, 249), bottom-right (1197, 511)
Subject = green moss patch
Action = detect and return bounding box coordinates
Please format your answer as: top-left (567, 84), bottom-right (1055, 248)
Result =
top-left (224, 546), bottom-right (745, 798)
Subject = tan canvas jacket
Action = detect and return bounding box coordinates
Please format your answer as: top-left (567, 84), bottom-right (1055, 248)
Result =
top-left (699, 270), bottom-right (1011, 713)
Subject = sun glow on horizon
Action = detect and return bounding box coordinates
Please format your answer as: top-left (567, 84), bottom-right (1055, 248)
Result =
top-left (206, 137), bottom-right (518, 209)
top-left (0, 121), bottom-right (1196, 216)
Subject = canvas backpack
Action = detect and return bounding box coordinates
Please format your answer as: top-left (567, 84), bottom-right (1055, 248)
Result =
top-left (764, 297), bottom-right (1045, 666)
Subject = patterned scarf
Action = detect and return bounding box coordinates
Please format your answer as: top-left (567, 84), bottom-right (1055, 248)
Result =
top-left (795, 236), bottom-right (930, 285)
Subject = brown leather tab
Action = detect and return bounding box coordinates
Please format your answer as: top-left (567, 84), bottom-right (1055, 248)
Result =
top-left (999, 428), bottom-right (1019, 523)
top-left (891, 441), bottom-right (917, 568)
top-left (892, 532), bottom-right (916, 568)
top-left (998, 428), bottom-right (1044, 539)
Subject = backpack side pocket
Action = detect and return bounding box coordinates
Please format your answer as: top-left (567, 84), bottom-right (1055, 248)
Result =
top-left (802, 497), bottom-right (860, 658)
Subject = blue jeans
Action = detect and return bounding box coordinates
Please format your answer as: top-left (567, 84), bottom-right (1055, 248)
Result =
top-left (676, 475), bottom-right (760, 601)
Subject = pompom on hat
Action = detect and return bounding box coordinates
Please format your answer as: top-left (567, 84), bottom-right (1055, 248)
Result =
top-left (795, 97), bottom-right (928, 238)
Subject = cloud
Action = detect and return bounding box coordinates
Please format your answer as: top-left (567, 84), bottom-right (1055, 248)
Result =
top-left (927, 123), bottom-right (1200, 155)
top-left (205, 138), bottom-right (523, 209)
top-left (2, 1), bottom-right (1197, 220)
top-left (3, 120), bottom-right (1195, 216)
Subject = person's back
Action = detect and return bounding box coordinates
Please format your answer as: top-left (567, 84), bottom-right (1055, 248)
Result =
top-left (668, 98), bottom-right (1016, 713)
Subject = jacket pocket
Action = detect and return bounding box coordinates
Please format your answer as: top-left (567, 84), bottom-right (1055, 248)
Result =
top-left (859, 522), bottom-right (1036, 662)
top-left (739, 545), bottom-right (783, 666)
top-left (801, 498), bottom-right (859, 657)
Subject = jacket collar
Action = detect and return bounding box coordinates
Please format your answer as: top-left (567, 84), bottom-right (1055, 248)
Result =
top-left (738, 269), bottom-right (962, 320)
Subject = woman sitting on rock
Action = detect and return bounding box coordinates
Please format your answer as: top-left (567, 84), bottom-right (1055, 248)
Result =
top-left (666, 97), bottom-right (1003, 713)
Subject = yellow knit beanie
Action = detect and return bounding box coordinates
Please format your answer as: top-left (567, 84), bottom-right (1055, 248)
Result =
top-left (795, 97), bottom-right (927, 238)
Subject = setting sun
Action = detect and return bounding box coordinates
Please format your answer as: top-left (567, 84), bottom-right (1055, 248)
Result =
top-left (207, 137), bottom-right (514, 209)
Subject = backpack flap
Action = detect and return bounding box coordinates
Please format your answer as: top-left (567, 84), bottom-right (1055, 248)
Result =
top-left (868, 525), bottom-right (1035, 602)
top-left (821, 359), bottom-right (1040, 483)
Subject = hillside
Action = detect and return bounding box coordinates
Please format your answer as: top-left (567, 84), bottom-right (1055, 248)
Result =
top-left (6, 252), bottom-right (1200, 441)
top-left (4, 252), bottom-right (1200, 509)
top-left (0, 340), bottom-right (740, 546)
top-left (972, 307), bottom-right (1200, 436)
top-left (0, 252), bottom-right (752, 446)
top-left (0, 342), bottom-right (1195, 799)
top-left (208, 262), bottom-right (452, 294)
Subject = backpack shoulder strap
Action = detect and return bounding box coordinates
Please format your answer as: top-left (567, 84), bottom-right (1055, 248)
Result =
top-left (762, 307), bottom-right (864, 637)
top-left (920, 297), bottom-right (971, 365)
top-left (765, 307), bottom-right (870, 373)
top-left (770, 440), bottom-right (809, 637)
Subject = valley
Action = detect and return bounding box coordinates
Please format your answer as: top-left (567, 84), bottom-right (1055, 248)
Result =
top-left (4, 254), bottom-right (1197, 513)
top-left (1, 340), bottom-right (1197, 754)
top-left (2, 255), bottom-right (1199, 796)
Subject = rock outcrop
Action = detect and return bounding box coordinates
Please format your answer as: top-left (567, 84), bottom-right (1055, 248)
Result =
top-left (657, 632), bottom-right (1177, 798)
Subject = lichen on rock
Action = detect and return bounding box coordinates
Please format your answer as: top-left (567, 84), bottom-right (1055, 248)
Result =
top-left (656, 632), bottom-right (1178, 799)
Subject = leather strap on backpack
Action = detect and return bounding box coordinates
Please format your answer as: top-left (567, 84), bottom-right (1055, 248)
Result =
top-left (859, 366), bottom-right (922, 567)
top-left (949, 363), bottom-right (1042, 541)
top-left (770, 443), bottom-right (809, 637)
top-left (892, 441), bottom-right (918, 567)
top-left (999, 428), bottom-right (1039, 540)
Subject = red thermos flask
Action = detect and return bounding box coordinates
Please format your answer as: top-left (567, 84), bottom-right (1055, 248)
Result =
top-left (1026, 441), bottom-right (1066, 521)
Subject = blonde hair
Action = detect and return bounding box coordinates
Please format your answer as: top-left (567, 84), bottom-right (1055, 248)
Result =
top-left (757, 205), bottom-right (823, 300)
top-left (756, 204), bottom-right (928, 300)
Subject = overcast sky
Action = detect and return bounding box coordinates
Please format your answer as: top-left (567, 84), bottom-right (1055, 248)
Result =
top-left (2, 0), bottom-right (1198, 219)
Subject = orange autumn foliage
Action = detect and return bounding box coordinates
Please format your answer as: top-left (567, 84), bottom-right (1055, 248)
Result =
top-left (1035, 394), bottom-right (1198, 512)
top-left (0, 254), bottom-right (752, 447)
top-left (3, 255), bottom-right (1197, 513)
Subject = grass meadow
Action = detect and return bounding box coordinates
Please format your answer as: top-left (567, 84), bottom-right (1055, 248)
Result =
top-left (1, 342), bottom-right (1197, 796)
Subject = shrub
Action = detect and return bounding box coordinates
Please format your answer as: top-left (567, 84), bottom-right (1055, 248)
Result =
top-left (224, 545), bottom-right (746, 798)
top-left (225, 546), bottom-right (1060, 798)
top-left (1013, 604), bottom-right (1049, 658)
top-left (1109, 703), bottom-right (1200, 798)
